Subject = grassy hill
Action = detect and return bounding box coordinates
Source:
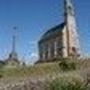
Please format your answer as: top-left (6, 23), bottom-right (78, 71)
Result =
top-left (0, 59), bottom-right (90, 90)
top-left (0, 58), bottom-right (90, 78)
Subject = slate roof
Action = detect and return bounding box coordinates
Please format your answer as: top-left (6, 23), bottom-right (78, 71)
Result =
top-left (39, 22), bottom-right (65, 43)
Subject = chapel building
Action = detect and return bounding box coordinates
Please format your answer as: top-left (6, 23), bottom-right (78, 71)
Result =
top-left (38, 0), bottom-right (80, 62)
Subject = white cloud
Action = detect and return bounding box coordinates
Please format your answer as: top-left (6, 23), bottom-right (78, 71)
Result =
top-left (26, 52), bottom-right (39, 65)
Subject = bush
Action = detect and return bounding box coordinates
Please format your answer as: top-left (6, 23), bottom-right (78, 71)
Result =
top-left (49, 76), bottom-right (87, 90)
top-left (59, 58), bottom-right (79, 71)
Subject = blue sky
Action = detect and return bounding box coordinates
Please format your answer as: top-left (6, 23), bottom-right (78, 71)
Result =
top-left (0, 0), bottom-right (90, 63)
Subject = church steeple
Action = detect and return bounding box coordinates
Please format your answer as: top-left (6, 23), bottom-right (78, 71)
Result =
top-left (64, 0), bottom-right (75, 20)
top-left (64, 0), bottom-right (80, 57)
top-left (64, 0), bottom-right (75, 19)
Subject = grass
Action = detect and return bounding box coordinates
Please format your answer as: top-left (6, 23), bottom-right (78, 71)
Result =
top-left (0, 59), bottom-right (90, 78)
top-left (0, 59), bottom-right (90, 90)
top-left (49, 74), bottom-right (88, 90)
top-left (0, 62), bottom-right (61, 78)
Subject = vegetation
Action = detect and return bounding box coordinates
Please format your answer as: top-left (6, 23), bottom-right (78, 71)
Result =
top-left (0, 62), bottom-right (61, 78)
top-left (0, 58), bottom-right (90, 90)
top-left (0, 58), bottom-right (89, 78)
top-left (59, 58), bottom-right (79, 71)
top-left (49, 74), bottom-right (89, 90)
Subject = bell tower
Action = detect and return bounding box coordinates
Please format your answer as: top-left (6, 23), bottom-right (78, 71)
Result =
top-left (64, 0), bottom-right (80, 57)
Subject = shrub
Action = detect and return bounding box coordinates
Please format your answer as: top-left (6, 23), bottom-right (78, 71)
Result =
top-left (49, 76), bottom-right (87, 90)
top-left (59, 58), bottom-right (78, 71)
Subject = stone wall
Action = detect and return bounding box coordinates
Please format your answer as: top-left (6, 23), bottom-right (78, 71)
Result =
top-left (38, 33), bottom-right (64, 61)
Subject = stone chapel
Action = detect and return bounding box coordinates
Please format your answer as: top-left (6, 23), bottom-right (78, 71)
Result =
top-left (38, 0), bottom-right (80, 62)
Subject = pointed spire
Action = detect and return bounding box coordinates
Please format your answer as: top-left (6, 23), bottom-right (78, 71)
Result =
top-left (64, 0), bottom-right (80, 57)
top-left (64, 0), bottom-right (74, 16)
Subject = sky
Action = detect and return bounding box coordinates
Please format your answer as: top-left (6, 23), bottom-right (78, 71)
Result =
top-left (0, 0), bottom-right (90, 64)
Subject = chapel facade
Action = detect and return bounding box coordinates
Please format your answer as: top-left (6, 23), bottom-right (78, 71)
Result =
top-left (38, 0), bottom-right (80, 62)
